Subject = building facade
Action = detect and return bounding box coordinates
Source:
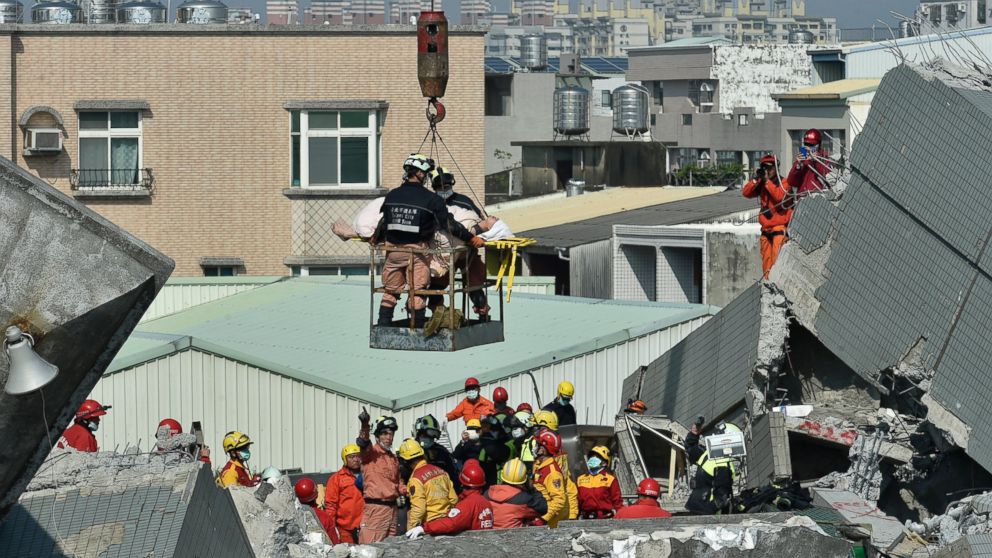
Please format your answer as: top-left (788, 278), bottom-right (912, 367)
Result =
top-left (2, 25), bottom-right (485, 277)
top-left (266, 0), bottom-right (300, 23)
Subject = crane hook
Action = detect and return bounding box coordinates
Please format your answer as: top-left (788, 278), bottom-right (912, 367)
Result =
top-left (426, 97), bottom-right (446, 126)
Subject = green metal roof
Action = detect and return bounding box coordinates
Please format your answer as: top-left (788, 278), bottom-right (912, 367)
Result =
top-left (164, 276), bottom-right (286, 286)
top-left (112, 277), bottom-right (716, 409)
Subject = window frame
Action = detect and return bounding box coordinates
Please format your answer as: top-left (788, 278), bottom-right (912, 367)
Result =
top-left (292, 109), bottom-right (379, 189)
top-left (77, 111), bottom-right (143, 186)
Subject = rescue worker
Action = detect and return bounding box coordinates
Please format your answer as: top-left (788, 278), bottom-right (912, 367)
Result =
top-left (217, 431), bottom-right (260, 488)
top-left (154, 418), bottom-right (211, 464)
top-left (478, 414), bottom-right (511, 487)
top-left (576, 446), bottom-right (622, 519)
top-left (542, 381), bottom-right (577, 427)
top-left (373, 154), bottom-right (485, 328)
top-left (502, 412), bottom-right (530, 463)
top-left (431, 165), bottom-right (484, 217)
top-left (57, 399), bottom-right (109, 452)
top-left (615, 479), bottom-right (672, 519)
top-left (296, 477), bottom-right (335, 539)
top-left (787, 128), bottom-right (831, 198)
top-left (516, 402), bottom-right (533, 414)
top-left (356, 410), bottom-right (403, 543)
top-left (525, 410), bottom-right (579, 520)
top-left (325, 443), bottom-right (365, 545)
top-left (398, 438), bottom-right (458, 531)
top-left (406, 460), bottom-right (494, 538)
top-left (453, 419), bottom-right (484, 464)
top-left (485, 459), bottom-right (548, 528)
top-left (259, 466), bottom-right (282, 486)
top-left (492, 387), bottom-right (513, 416)
top-left (685, 421), bottom-right (739, 515)
top-left (446, 377), bottom-right (495, 424)
top-left (623, 399), bottom-right (647, 415)
top-left (742, 154), bottom-right (793, 279)
top-left (532, 429), bottom-right (569, 527)
top-left (415, 414), bottom-right (460, 492)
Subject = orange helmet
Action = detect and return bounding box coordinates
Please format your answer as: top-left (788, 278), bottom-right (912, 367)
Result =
top-left (295, 478), bottom-right (317, 503)
top-left (75, 400), bottom-right (110, 421)
top-left (158, 418), bottom-right (182, 436)
top-left (626, 400), bottom-right (647, 414)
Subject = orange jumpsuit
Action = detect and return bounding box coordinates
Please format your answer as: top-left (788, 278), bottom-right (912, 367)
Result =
top-left (447, 396), bottom-right (495, 423)
top-left (358, 442), bottom-right (401, 544)
top-left (325, 466), bottom-right (364, 544)
top-left (742, 176), bottom-right (793, 278)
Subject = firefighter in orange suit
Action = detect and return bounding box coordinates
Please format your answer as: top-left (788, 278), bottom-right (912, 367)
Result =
top-left (576, 446), bottom-right (623, 519)
top-left (742, 154), bottom-right (793, 278)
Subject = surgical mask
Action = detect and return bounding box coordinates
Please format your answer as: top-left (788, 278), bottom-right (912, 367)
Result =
top-left (86, 420), bottom-right (99, 432)
top-left (511, 427), bottom-right (526, 439)
top-left (239, 449), bottom-right (251, 461)
top-left (587, 456), bottom-right (603, 472)
top-left (466, 389), bottom-right (479, 400)
top-left (559, 396), bottom-right (571, 406)
top-left (467, 430), bottom-right (480, 441)
top-left (437, 189), bottom-right (454, 200)
top-left (418, 436), bottom-right (435, 449)
top-left (379, 441), bottom-right (392, 451)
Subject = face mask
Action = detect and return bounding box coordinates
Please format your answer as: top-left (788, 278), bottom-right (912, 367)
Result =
top-left (239, 449), bottom-right (251, 461)
top-left (418, 436), bottom-right (435, 449)
top-left (86, 421), bottom-right (99, 432)
top-left (467, 430), bottom-right (480, 441)
top-left (379, 441), bottom-right (392, 451)
top-left (512, 427), bottom-right (526, 439)
top-left (587, 456), bottom-right (603, 472)
top-left (466, 389), bottom-right (479, 400)
top-left (437, 189), bottom-right (454, 200)
top-left (560, 397), bottom-right (571, 406)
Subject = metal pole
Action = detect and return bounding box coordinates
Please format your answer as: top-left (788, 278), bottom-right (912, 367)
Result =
top-left (370, 245), bottom-right (375, 328)
top-left (625, 416), bottom-right (686, 450)
top-left (623, 415), bottom-right (651, 484)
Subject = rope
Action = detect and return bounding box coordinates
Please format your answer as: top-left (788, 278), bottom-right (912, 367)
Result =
top-left (419, 99), bottom-right (489, 218)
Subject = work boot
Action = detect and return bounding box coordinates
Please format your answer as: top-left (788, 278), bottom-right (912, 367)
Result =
top-left (377, 306), bottom-right (395, 327)
top-left (469, 291), bottom-right (490, 322)
top-left (413, 309), bottom-right (428, 329)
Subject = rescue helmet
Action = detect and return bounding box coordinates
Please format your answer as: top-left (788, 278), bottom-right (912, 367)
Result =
top-left (501, 458), bottom-right (529, 485)
top-left (341, 443), bottom-right (362, 461)
top-left (397, 438), bottom-right (425, 461)
top-left (158, 418), bottom-right (182, 436)
top-left (513, 410), bottom-right (533, 426)
top-left (637, 478), bottom-right (661, 498)
top-left (260, 466), bottom-right (282, 482)
top-left (516, 402), bottom-right (533, 413)
top-left (493, 387), bottom-right (509, 404)
top-left (803, 128), bottom-right (822, 146)
top-left (414, 414), bottom-right (441, 438)
top-left (466, 419), bottom-right (482, 430)
top-left (535, 429), bottom-right (562, 456)
top-left (373, 415), bottom-right (399, 436)
top-left (625, 399), bottom-right (647, 414)
top-left (504, 412), bottom-right (525, 430)
top-left (532, 410), bottom-right (559, 431)
top-left (431, 166), bottom-right (455, 190)
top-left (589, 446), bottom-right (611, 463)
top-left (465, 377), bottom-right (481, 389)
top-left (459, 459), bottom-right (487, 488)
top-left (403, 153), bottom-right (434, 174)
top-left (759, 154), bottom-right (778, 168)
top-left (222, 431), bottom-right (253, 453)
top-left (715, 421), bottom-right (742, 435)
top-left (557, 381), bottom-right (575, 398)
top-left (294, 478), bottom-right (318, 503)
top-left (75, 399), bottom-right (110, 421)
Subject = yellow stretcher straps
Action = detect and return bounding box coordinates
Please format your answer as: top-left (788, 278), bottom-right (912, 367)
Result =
top-left (487, 237), bottom-right (536, 303)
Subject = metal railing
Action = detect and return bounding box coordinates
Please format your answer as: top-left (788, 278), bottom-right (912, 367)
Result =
top-left (70, 168), bottom-right (154, 191)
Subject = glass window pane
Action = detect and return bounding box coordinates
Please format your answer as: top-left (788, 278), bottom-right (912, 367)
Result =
top-left (309, 112), bottom-right (338, 130)
top-left (291, 110), bottom-right (300, 133)
top-left (292, 136), bottom-right (301, 186)
top-left (111, 138), bottom-right (139, 185)
top-left (308, 137), bottom-right (338, 184)
top-left (308, 267), bottom-right (339, 276)
top-left (341, 137), bottom-right (369, 184)
top-left (340, 266), bottom-right (369, 276)
top-left (219, 267), bottom-right (235, 277)
top-left (340, 111), bottom-right (369, 128)
top-left (110, 112), bottom-right (139, 129)
top-left (203, 267), bottom-right (218, 277)
top-left (79, 112), bottom-right (108, 130)
top-left (79, 138), bottom-right (108, 186)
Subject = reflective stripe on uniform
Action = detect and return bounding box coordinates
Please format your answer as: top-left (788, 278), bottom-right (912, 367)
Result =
top-left (387, 224), bottom-right (421, 233)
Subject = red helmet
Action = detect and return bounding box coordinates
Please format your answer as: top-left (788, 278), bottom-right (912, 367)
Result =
top-left (295, 478), bottom-right (317, 503)
top-left (637, 478), bottom-right (661, 498)
top-left (493, 387), bottom-right (508, 404)
top-left (535, 429), bottom-right (562, 456)
top-left (158, 418), bottom-right (182, 436)
top-left (516, 402), bottom-right (533, 413)
top-left (459, 459), bottom-right (487, 488)
top-left (75, 400), bottom-right (109, 421)
top-left (803, 128), bottom-right (822, 146)
top-left (465, 377), bottom-right (480, 389)
top-left (759, 154), bottom-right (778, 167)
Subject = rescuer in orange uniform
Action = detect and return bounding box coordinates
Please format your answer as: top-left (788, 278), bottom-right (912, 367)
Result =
top-left (615, 478), bottom-right (673, 519)
top-left (324, 443), bottom-right (365, 544)
top-left (576, 446), bottom-right (622, 519)
top-left (217, 431), bottom-right (260, 488)
top-left (356, 410), bottom-right (403, 543)
top-left (57, 399), bottom-right (109, 453)
top-left (742, 154), bottom-right (793, 278)
top-left (296, 477), bottom-right (335, 538)
top-left (406, 459), bottom-right (495, 538)
top-left (447, 377), bottom-right (495, 424)
top-left (485, 459), bottom-right (548, 529)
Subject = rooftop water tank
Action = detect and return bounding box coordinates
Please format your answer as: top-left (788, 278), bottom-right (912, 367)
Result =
top-left (87, 0), bottom-right (118, 23)
top-left (31, 0), bottom-right (81, 23)
top-left (0, 0), bottom-right (23, 22)
top-left (611, 83), bottom-right (649, 137)
top-left (176, 0), bottom-right (227, 23)
top-left (520, 34), bottom-right (547, 70)
top-left (553, 85), bottom-right (589, 136)
top-left (788, 29), bottom-right (815, 44)
top-left (116, 0), bottom-right (165, 23)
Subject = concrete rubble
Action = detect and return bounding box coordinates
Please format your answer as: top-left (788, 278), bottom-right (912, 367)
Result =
top-left (227, 476), bottom-right (337, 558)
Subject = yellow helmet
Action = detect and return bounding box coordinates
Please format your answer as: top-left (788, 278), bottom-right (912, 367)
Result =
top-left (532, 410), bottom-right (559, 431)
top-left (589, 445), bottom-right (610, 462)
top-left (501, 458), bottom-right (529, 485)
top-left (341, 443), bottom-right (361, 461)
top-left (397, 438), bottom-right (425, 461)
top-left (222, 431), bottom-right (252, 453)
top-left (466, 419), bottom-right (482, 430)
top-left (558, 380), bottom-right (575, 398)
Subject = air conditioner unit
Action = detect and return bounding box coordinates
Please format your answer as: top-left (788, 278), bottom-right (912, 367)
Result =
top-left (25, 128), bottom-right (62, 153)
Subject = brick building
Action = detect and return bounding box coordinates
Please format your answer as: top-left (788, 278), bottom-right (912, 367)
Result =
top-left (0, 24), bottom-right (485, 276)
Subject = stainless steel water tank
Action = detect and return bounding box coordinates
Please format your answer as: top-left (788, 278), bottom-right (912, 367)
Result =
top-left (176, 0), bottom-right (227, 23)
top-left (0, 0), bottom-right (23, 22)
top-left (116, 0), bottom-right (164, 22)
top-left (553, 85), bottom-right (590, 136)
top-left (788, 29), bottom-right (815, 44)
top-left (87, 0), bottom-right (117, 23)
top-left (520, 34), bottom-right (547, 70)
top-left (611, 83), bottom-right (649, 135)
top-left (32, 0), bottom-right (82, 23)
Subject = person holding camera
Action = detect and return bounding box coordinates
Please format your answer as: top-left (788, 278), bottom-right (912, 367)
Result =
top-left (788, 129), bottom-right (831, 198)
top-left (742, 154), bottom-right (793, 278)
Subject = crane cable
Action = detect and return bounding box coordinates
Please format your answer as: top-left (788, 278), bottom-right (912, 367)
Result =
top-left (417, 98), bottom-right (489, 219)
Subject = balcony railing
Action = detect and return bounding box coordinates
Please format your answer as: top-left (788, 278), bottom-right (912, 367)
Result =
top-left (70, 168), bottom-right (154, 192)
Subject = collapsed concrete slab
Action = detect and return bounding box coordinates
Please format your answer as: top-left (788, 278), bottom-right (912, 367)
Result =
top-left (0, 156), bottom-right (174, 517)
top-left (227, 476), bottom-right (335, 558)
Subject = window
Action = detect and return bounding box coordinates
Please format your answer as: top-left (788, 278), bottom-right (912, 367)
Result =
top-left (682, 114), bottom-right (693, 126)
top-left (716, 150), bottom-right (741, 166)
top-left (293, 265), bottom-right (370, 276)
top-left (77, 111), bottom-right (141, 187)
top-left (601, 90), bottom-right (612, 108)
top-left (689, 81), bottom-right (715, 107)
top-left (203, 266), bottom-right (237, 277)
top-left (650, 81), bottom-right (663, 106)
top-left (738, 114), bottom-right (749, 126)
top-left (291, 110), bottom-right (379, 188)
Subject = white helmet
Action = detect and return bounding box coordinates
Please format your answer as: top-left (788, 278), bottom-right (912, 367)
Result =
top-left (404, 153), bottom-right (434, 174)
top-left (259, 466), bottom-right (282, 483)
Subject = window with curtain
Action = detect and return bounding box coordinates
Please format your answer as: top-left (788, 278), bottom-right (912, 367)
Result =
top-left (290, 110), bottom-right (378, 188)
top-left (78, 111), bottom-right (142, 187)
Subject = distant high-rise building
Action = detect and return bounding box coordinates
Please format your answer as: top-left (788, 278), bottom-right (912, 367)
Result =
top-left (348, 0), bottom-right (386, 24)
top-left (518, 0), bottom-right (554, 26)
top-left (267, 0), bottom-right (300, 23)
top-left (388, 0), bottom-right (429, 24)
top-left (228, 6), bottom-right (253, 23)
top-left (305, 0), bottom-right (350, 23)
top-left (462, 0), bottom-right (493, 24)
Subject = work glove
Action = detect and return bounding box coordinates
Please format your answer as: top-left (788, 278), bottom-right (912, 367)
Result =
top-left (405, 526), bottom-right (426, 539)
top-left (359, 407), bottom-right (370, 425)
top-left (470, 236), bottom-right (486, 249)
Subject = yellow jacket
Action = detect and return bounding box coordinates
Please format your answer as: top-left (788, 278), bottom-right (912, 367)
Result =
top-left (407, 460), bottom-right (458, 530)
top-left (555, 453), bottom-right (579, 520)
top-left (534, 457), bottom-right (569, 527)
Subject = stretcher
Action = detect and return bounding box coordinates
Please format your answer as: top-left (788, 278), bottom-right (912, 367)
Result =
top-left (487, 237), bottom-right (536, 302)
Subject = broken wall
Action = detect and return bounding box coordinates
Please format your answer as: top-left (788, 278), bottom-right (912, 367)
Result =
top-left (712, 44), bottom-right (813, 114)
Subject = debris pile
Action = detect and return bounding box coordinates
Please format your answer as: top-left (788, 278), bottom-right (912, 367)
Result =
top-left (227, 476), bottom-right (337, 558)
top-left (906, 492), bottom-right (992, 552)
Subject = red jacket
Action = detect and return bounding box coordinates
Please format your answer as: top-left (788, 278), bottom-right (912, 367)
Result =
top-left (305, 501), bottom-right (335, 538)
top-left (577, 472), bottom-right (622, 518)
top-left (324, 466), bottom-right (364, 544)
top-left (787, 148), bottom-right (831, 197)
top-left (484, 484), bottom-right (548, 529)
top-left (615, 498), bottom-right (672, 519)
top-left (423, 489), bottom-right (494, 535)
top-left (742, 177), bottom-right (793, 232)
top-left (447, 396), bottom-right (495, 423)
top-left (57, 423), bottom-right (97, 452)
